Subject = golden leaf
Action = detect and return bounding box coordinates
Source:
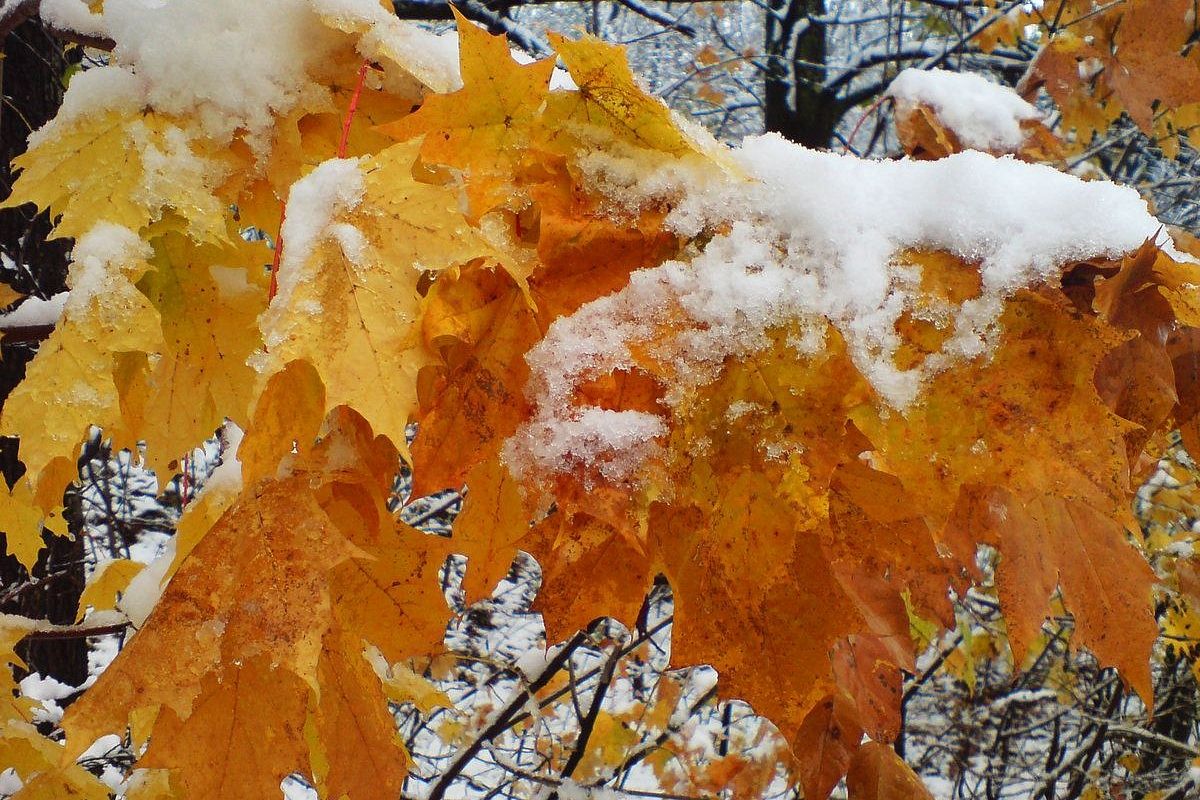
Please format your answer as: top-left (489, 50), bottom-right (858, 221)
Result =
top-left (379, 8), bottom-right (555, 218)
top-left (257, 142), bottom-right (501, 457)
top-left (545, 33), bottom-right (705, 156)
top-left (6, 111), bottom-right (229, 242)
top-left (307, 630), bottom-right (408, 800)
top-left (846, 741), bottom-right (933, 800)
top-left (76, 558), bottom-right (145, 621)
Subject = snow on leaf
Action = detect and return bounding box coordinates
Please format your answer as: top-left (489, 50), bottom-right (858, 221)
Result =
top-left (0, 224), bottom-right (162, 562)
top-left (76, 559), bottom-right (145, 622)
top-left (256, 143), bottom-right (500, 458)
top-left (6, 111), bottom-right (229, 243)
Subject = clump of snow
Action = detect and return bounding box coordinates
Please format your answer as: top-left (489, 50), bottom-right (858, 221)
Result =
top-left (0, 293), bottom-right (67, 329)
top-left (26, 66), bottom-right (143, 149)
top-left (885, 68), bottom-right (1041, 152)
top-left (78, 733), bottom-right (123, 763)
top-left (118, 540), bottom-right (173, 630)
top-left (555, 780), bottom-right (623, 800)
top-left (101, 0), bottom-right (337, 148)
top-left (204, 421), bottom-right (245, 494)
top-left (65, 223), bottom-right (152, 316)
top-left (310, 0), bottom-right (463, 93)
top-left (33, 0), bottom-right (459, 155)
top-left (515, 647), bottom-right (552, 681)
top-left (281, 776), bottom-right (320, 800)
top-left (129, 120), bottom-right (229, 222)
top-left (38, 0), bottom-right (108, 39)
top-left (0, 768), bottom-right (22, 796)
top-left (18, 672), bottom-right (77, 702)
top-left (506, 134), bottom-right (1179, 484)
top-left (256, 157), bottom-right (366, 355)
top-left (19, 671), bottom-right (76, 725)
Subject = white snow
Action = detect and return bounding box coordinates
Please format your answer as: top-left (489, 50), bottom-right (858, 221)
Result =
top-left (0, 293), bottom-right (67, 329)
top-left (0, 768), bottom-right (21, 796)
top-left (129, 119), bottom-right (228, 223)
top-left (101, 0), bottom-right (338, 149)
top-left (98, 766), bottom-right (125, 792)
top-left (77, 733), bottom-right (123, 763)
top-left (118, 540), bottom-right (174, 630)
top-left (29, 0), bottom-right (462, 155)
top-left (310, 0), bottom-right (462, 93)
top-left (67, 223), bottom-right (152, 313)
top-left (26, 66), bottom-right (143, 149)
top-left (515, 646), bottom-right (553, 682)
top-left (18, 672), bottom-right (77, 702)
top-left (281, 776), bottom-right (320, 800)
top-left (257, 157), bottom-right (365, 353)
top-left (204, 421), bottom-right (245, 496)
top-left (37, 0), bottom-right (108, 39)
top-left (886, 68), bottom-right (1042, 152)
top-left (506, 134), bottom-right (1180, 484)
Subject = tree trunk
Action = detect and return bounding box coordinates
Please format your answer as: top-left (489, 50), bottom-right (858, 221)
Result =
top-left (762, 0), bottom-right (840, 149)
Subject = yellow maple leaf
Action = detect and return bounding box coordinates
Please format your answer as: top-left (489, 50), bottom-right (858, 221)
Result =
top-left (379, 7), bottom-right (555, 218)
top-left (140, 657), bottom-right (311, 800)
top-left (64, 415), bottom-right (451, 797)
top-left (0, 483), bottom-right (57, 570)
top-left (0, 283), bottom-right (24, 311)
top-left (545, 33), bottom-right (706, 156)
top-left (256, 142), bottom-right (503, 457)
top-left (117, 231), bottom-right (268, 477)
top-left (5, 110), bottom-right (229, 242)
top-left (845, 741), bottom-right (933, 800)
top-left (76, 558), bottom-right (145, 621)
top-left (0, 617), bottom-right (110, 800)
top-left (0, 224), bottom-right (162, 563)
top-left (369, 649), bottom-right (453, 714)
top-left (307, 630), bottom-right (409, 800)
top-left (237, 359), bottom-right (327, 486)
top-left (451, 457), bottom-right (535, 602)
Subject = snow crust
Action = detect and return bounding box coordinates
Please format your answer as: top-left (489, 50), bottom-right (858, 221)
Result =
top-left (205, 422), bottom-right (245, 496)
top-left (505, 134), bottom-right (1179, 483)
top-left (65, 224), bottom-right (152, 317)
top-left (37, 0), bottom-right (107, 39)
top-left (102, 0), bottom-right (338, 147)
top-left (18, 672), bottom-right (76, 702)
top-left (30, 0), bottom-right (461, 153)
top-left (27, 66), bottom-right (143, 150)
top-left (0, 769), bottom-right (21, 796)
top-left (310, 0), bottom-right (463, 92)
top-left (0, 293), bottom-right (67, 328)
top-left (116, 547), bottom-right (167, 629)
top-left (886, 68), bottom-right (1041, 152)
top-left (257, 157), bottom-right (366, 356)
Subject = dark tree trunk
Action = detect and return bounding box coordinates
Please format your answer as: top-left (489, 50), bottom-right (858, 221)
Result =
top-left (763, 0), bottom-right (841, 149)
top-left (0, 18), bottom-right (86, 691)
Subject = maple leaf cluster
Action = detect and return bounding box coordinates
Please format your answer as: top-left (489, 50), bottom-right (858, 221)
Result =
top-left (988, 0), bottom-right (1200, 158)
top-left (0, 1), bottom-right (1199, 798)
